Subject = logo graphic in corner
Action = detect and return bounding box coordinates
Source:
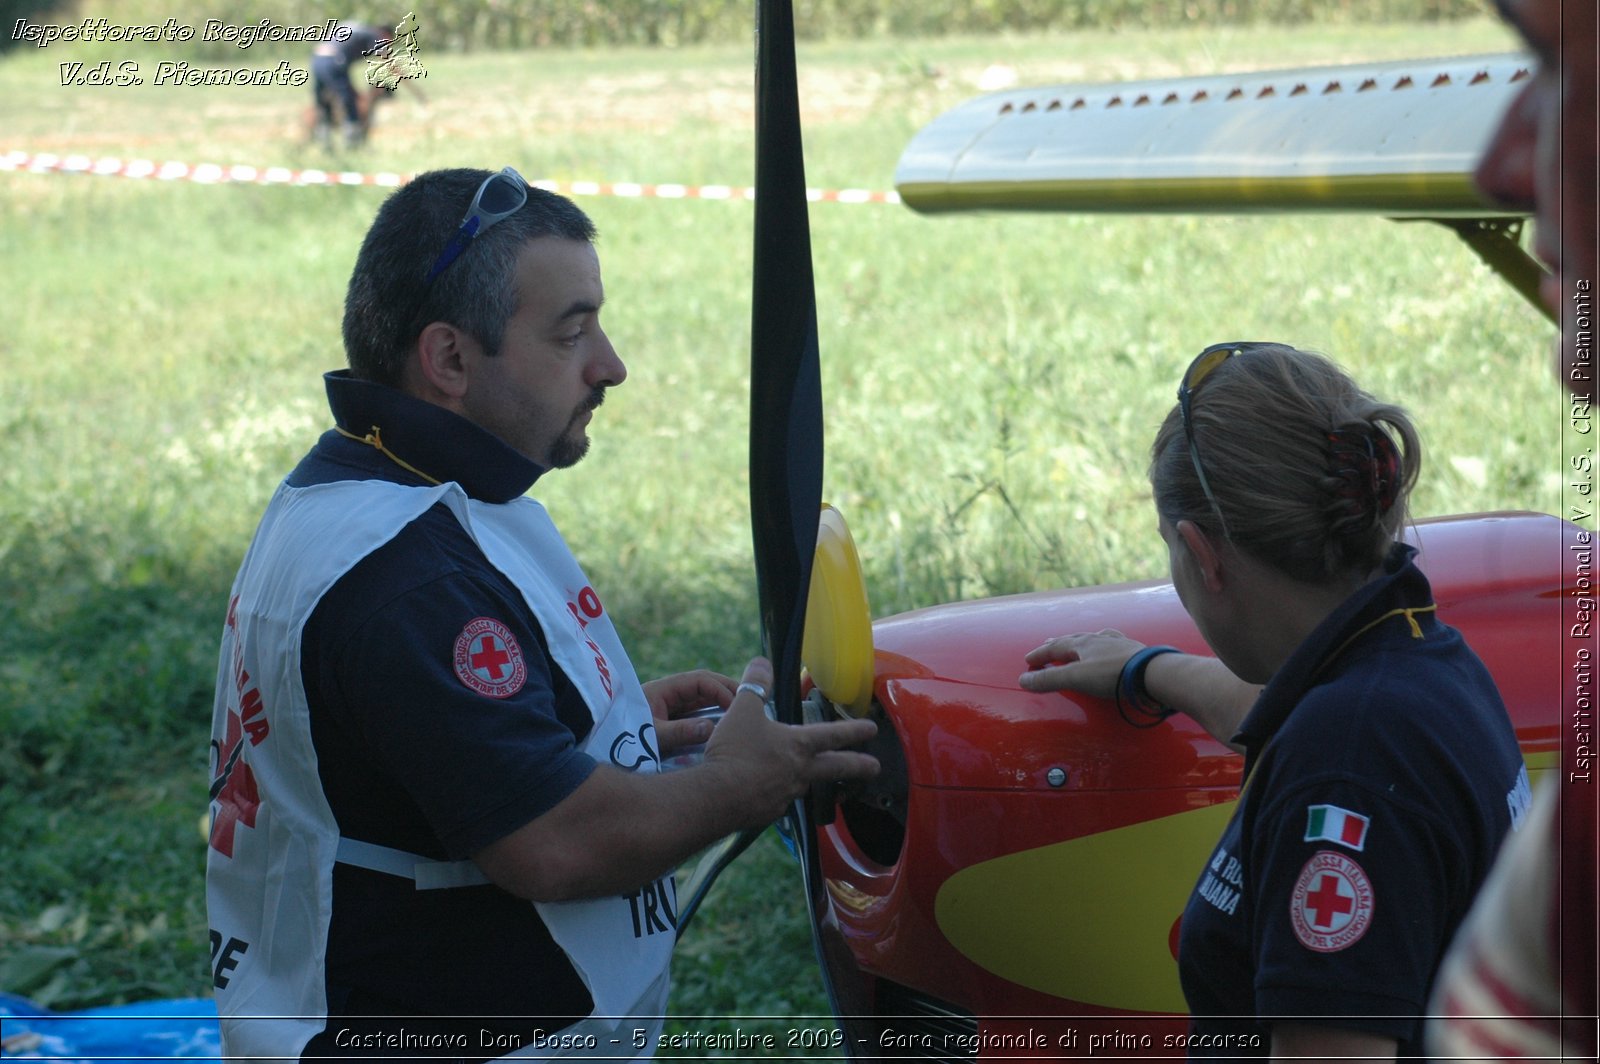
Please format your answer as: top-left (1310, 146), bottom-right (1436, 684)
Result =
top-left (1290, 850), bottom-right (1374, 953)
top-left (365, 12), bottom-right (428, 90)
top-left (453, 617), bottom-right (527, 698)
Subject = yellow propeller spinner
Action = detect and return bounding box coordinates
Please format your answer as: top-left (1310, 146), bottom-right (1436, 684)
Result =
top-left (802, 504), bottom-right (875, 718)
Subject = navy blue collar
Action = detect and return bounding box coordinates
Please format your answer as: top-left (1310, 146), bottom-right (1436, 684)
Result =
top-left (1234, 542), bottom-right (1436, 772)
top-left (323, 370), bottom-right (545, 503)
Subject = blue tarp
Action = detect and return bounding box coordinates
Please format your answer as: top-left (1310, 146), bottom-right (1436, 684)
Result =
top-left (0, 994), bottom-right (220, 1061)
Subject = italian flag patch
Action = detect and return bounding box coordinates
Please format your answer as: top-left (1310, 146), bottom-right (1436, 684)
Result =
top-left (1304, 804), bottom-right (1370, 851)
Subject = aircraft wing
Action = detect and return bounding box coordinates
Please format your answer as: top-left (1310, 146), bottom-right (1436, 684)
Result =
top-left (896, 54), bottom-right (1530, 217)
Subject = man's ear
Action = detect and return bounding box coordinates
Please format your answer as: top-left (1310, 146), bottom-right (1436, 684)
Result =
top-left (412, 321), bottom-right (472, 402)
top-left (1176, 519), bottom-right (1226, 593)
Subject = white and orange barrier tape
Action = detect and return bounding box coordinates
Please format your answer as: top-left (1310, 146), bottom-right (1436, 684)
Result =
top-left (0, 150), bottom-right (901, 204)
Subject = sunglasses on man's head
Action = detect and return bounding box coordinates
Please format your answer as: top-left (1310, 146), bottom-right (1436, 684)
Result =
top-left (424, 166), bottom-right (529, 284)
top-left (1177, 341), bottom-right (1270, 538)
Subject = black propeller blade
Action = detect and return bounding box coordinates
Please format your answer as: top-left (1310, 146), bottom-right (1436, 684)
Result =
top-left (749, 0), bottom-right (878, 1052)
top-left (750, 12), bottom-right (822, 715)
top-left (677, 10), bottom-right (878, 1051)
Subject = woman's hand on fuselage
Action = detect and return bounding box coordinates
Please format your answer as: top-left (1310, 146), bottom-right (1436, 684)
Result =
top-left (1020, 628), bottom-right (1259, 751)
top-left (1019, 628), bottom-right (1142, 700)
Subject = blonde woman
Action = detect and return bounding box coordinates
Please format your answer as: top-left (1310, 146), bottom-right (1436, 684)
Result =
top-left (1021, 343), bottom-right (1526, 1061)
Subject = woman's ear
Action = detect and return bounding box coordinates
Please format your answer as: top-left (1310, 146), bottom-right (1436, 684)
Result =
top-left (1176, 519), bottom-right (1227, 593)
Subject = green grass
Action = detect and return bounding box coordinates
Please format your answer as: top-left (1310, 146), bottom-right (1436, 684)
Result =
top-left (0, 13), bottom-right (1560, 1033)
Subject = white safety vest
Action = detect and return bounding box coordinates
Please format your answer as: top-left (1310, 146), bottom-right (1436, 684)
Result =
top-left (206, 478), bottom-right (672, 1061)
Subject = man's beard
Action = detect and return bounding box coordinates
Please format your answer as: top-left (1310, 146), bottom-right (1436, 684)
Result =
top-left (548, 386), bottom-right (606, 469)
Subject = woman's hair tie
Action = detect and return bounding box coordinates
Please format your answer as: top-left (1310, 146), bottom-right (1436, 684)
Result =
top-left (1326, 425), bottom-right (1401, 520)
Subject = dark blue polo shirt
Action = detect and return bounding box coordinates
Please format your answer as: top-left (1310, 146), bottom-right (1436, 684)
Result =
top-left (293, 371), bottom-right (599, 1056)
top-left (1177, 544), bottom-right (1527, 1059)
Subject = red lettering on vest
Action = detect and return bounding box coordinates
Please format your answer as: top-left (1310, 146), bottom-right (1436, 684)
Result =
top-left (211, 608), bottom-right (270, 856)
top-left (566, 596), bottom-right (614, 698)
top-left (210, 708), bottom-right (261, 858)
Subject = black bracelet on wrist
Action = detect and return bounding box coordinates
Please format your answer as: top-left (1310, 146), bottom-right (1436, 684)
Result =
top-left (1115, 645), bottom-right (1181, 728)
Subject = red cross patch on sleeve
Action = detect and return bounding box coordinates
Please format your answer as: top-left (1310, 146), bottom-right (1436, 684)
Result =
top-left (453, 617), bottom-right (527, 698)
top-left (1290, 850), bottom-right (1375, 952)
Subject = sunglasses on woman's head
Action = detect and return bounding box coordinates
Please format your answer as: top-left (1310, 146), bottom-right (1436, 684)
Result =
top-left (1177, 341), bottom-right (1271, 539)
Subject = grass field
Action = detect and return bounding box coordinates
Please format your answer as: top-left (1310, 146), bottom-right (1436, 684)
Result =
top-left (0, 11), bottom-right (1561, 1042)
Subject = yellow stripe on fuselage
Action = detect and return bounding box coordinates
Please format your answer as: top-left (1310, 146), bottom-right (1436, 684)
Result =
top-left (934, 800), bottom-right (1236, 1013)
top-left (933, 749), bottom-right (1553, 1013)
